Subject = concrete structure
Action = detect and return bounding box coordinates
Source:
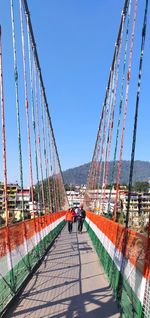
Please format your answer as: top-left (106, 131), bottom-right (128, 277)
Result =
top-left (122, 192), bottom-right (150, 229)
top-left (16, 187), bottom-right (30, 210)
top-left (66, 185), bottom-right (86, 207)
top-left (0, 184), bottom-right (33, 223)
top-left (85, 188), bottom-right (150, 230)
top-left (84, 188), bottom-right (118, 212)
top-left (0, 182), bottom-right (18, 212)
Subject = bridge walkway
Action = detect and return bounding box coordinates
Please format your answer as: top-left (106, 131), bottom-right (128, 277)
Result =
top-left (5, 224), bottom-right (120, 318)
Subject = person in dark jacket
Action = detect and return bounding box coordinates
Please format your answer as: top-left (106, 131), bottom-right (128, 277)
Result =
top-left (77, 204), bottom-right (86, 233)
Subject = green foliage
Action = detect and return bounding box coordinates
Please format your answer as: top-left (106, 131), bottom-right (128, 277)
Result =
top-left (118, 210), bottom-right (124, 225)
top-left (133, 181), bottom-right (149, 192)
top-left (34, 177), bottom-right (66, 212)
top-left (64, 184), bottom-right (76, 191)
top-left (34, 178), bottom-right (56, 211)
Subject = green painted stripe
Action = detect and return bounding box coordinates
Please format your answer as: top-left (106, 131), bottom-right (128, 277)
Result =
top-left (84, 221), bottom-right (143, 318)
top-left (0, 220), bottom-right (65, 315)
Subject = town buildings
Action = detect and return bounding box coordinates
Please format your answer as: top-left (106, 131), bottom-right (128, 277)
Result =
top-left (0, 181), bottom-right (149, 231)
top-left (74, 185), bottom-right (149, 231)
top-left (0, 183), bottom-right (31, 224)
top-left (122, 192), bottom-right (150, 229)
top-left (0, 183), bottom-right (18, 212)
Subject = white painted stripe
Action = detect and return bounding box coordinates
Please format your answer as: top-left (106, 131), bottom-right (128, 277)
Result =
top-left (86, 216), bottom-right (146, 305)
top-left (0, 216), bottom-right (65, 278)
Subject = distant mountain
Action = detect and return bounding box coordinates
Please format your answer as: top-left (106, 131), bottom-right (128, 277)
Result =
top-left (62, 160), bottom-right (150, 185)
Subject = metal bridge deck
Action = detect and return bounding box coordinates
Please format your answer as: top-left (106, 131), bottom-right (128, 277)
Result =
top-left (5, 224), bottom-right (120, 318)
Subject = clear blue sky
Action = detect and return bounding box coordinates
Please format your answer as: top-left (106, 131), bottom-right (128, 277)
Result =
top-left (0, 1), bottom-right (149, 185)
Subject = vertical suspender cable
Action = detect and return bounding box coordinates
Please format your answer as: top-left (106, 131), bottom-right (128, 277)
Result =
top-left (84, 0), bottom-right (130, 211)
top-left (22, 0), bottom-right (68, 211)
top-left (39, 87), bottom-right (49, 210)
top-left (44, 102), bottom-right (52, 212)
top-left (114, 0), bottom-right (138, 222)
top-left (47, 119), bottom-right (56, 212)
top-left (0, 26), bottom-right (9, 227)
top-left (26, 16), bottom-right (41, 212)
top-left (0, 26), bottom-right (15, 292)
top-left (126, 0), bottom-right (149, 227)
top-left (52, 144), bottom-right (59, 212)
top-left (10, 0), bottom-right (24, 217)
top-left (11, 0), bottom-right (32, 268)
top-left (19, 0), bottom-right (40, 257)
top-left (101, 56), bottom-right (118, 212)
top-left (98, 67), bottom-right (116, 210)
top-left (34, 61), bottom-right (46, 213)
top-left (52, 141), bottom-right (58, 211)
top-left (117, 0), bottom-right (148, 301)
top-left (19, 0), bottom-right (34, 211)
top-left (40, 86), bottom-right (51, 211)
top-left (96, 92), bottom-right (111, 207)
top-left (102, 11), bottom-right (126, 213)
top-left (107, 0), bottom-right (132, 214)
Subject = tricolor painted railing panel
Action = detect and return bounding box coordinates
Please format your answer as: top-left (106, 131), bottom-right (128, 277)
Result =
top-left (85, 211), bottom-right (150, 318)
top-left (0, 212), bottom-right (66, 315)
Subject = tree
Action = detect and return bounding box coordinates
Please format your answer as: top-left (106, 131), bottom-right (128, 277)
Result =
top-left (64, 184), bottom-right (76, 191)
top-left (133, 181), bottom-right (149, 193)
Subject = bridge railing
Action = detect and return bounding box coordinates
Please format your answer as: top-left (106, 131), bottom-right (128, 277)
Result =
top-left (0, 211), bottom-right (66, 316)
top-left (85, 211), bottom-right (150, 318)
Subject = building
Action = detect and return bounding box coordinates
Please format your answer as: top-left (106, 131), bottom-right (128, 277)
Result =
top-left (85, 187), bottom-right (149, 229)
top-left (16, 187), bottom-right (30, 210)
top-left (66, 185), bottom-right (86, 207)
top-left (0, 183), bottom-right (18, 216)
top-left (122, 192), bottom-right (150, 229)
top-left (66, 190), bottom-right (81, 207)
top-left (84, 188), bottom-right (118, 212)
top-left (0, 183), bottom-right (32, 223)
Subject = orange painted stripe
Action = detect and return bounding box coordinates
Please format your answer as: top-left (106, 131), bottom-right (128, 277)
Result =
top-left (0, 212), bottom-right (66, 257)
top-left (0, 227), bottom-right (7, 257)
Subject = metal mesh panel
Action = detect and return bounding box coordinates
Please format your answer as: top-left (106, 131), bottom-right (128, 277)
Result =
top-left (143, 279), bottom-right (150, 318)
top-left (0, 212), bottom-right (65, 315)
top-left (85, 212), bottom-right (148, 318)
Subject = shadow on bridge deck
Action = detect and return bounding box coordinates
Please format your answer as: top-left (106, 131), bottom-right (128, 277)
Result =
top-left (4, 224), bottom-right (120, 318)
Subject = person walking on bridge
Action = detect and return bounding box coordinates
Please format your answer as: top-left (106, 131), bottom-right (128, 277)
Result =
top-left (77, 204), bottom-right (86, 233)
top-left (65, 208), bottom-right (75, 233)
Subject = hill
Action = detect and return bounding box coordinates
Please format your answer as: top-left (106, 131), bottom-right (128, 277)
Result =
top-left (62, 160), bottom-right (150, 185)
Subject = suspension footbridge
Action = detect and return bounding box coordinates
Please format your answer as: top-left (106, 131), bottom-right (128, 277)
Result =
top-left (0, 0), bottom-right (149, 317)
